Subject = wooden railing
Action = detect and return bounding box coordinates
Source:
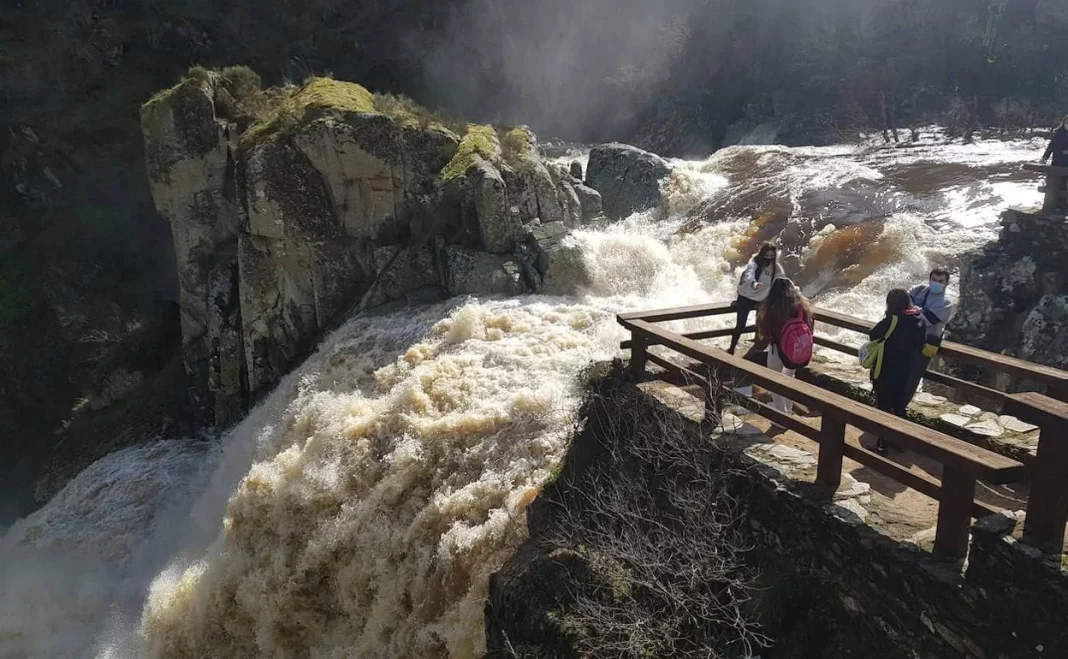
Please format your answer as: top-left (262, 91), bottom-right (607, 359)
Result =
top-left (1023, 163), bottom-right (1068, 213)
top-left (618, 303), bottom-right (1068, 558)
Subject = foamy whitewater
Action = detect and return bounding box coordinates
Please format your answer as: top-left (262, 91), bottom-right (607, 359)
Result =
top-left (0, 133), bottom-right (1046, 658)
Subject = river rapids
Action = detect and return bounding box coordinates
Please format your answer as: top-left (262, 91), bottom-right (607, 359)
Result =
top-left (0, 131), bottom-right (1047, 658)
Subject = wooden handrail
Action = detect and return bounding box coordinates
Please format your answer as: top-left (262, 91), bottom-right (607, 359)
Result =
top-left (624, 319), bottom-right (1020, 477)
top-left (616, 301), bottom-right (1068, 401)
top-left (1022, 163), bottom-right (1068, 176)
top-left (620, 315), bottom-right (1028, 559)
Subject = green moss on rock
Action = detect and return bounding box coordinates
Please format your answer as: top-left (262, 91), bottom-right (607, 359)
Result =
top-left (242, 76), bottom-right (376, 147)
top-left (499, 125), bottom-right (535, 163)
top-left (440, 124), bottom-right (501, 180)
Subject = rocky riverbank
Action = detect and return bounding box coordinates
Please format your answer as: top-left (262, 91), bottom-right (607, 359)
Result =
top-left (952, 207), bottom-right (1068, 387)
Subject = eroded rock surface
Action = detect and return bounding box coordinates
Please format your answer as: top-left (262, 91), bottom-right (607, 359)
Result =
top-left (143, 71), bottom-right (606, 421)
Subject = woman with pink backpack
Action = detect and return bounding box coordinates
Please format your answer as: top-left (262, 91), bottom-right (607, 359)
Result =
top-left (756, 278), bottom-right (815, 414)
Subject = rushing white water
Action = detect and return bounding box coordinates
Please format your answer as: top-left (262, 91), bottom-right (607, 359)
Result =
top-left (0, 133), bottom-right (1046, 658)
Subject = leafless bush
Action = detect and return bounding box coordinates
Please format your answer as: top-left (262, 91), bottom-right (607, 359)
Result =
top-left (541, 377), bottom-right (766, 658)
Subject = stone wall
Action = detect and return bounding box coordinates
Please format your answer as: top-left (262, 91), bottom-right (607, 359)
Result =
top-left (735, 451), bottom-right (1068, 659)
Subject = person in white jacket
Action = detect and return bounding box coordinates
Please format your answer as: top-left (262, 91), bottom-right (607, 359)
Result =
top-left (729, 242), bottom-right (785, 355)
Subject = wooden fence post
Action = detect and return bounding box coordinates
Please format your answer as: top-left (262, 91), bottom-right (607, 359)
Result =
top-left (1044, 173), bottom-right (1061, 212)
top-left (817, 416), bottom-right (845, 487)
top-left (934, 467), bottom-right (976, 560)
top-left (1022, 427), bottom-right (1068, 554)
top-left (630, 335), bottom-right (648, 376)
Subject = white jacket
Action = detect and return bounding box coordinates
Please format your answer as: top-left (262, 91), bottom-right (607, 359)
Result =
top-left (738, 261), bottom-right (784, 303)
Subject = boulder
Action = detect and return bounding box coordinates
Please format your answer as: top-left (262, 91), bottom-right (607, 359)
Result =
top-left (585, 143), bottom-right (670, 220)
top-left (573, 183), bottom-right (603, 220)
top-left (569, 160), bottom-right (584, 180)
top-left (470, 159), bottom-right (523, 253)
top-left (523, 221), bottom-right (592, 296)
top-left (443, 246), bottom-right (525, 297)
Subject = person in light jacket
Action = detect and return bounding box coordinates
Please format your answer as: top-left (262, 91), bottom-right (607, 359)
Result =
top-left (902, 268), bottom-right (954, 406)
top-left (728, 242), bottom-right (785, 355)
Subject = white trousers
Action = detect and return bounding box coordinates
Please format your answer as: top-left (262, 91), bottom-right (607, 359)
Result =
top-left (766, 346), bottom-right (796, 414)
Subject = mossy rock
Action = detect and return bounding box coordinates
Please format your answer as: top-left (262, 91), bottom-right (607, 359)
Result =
top-left (240, 76), bottom-right (461, 151)
top-left (441, 124), bottom-right (502, 181)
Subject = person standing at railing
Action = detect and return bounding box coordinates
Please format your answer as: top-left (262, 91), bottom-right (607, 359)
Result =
top-left (756, 278), bottom-right (814, 414)
top-left (903, 268), bottom-right (954, 407)
top-left (868, 289), bottom-right (927, 454)
top-left (728, 242), bottom-right (785, 355)
top-left (1041, 115), bottom-right (1068, 167)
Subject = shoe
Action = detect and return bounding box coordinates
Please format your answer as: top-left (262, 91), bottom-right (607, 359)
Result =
top-left (875, 439), bottom-right (889, 455)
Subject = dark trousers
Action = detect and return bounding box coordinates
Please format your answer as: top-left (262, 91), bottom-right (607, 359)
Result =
top-left (902, 352), bottom-right (931, 406)
top-left (729, 296), bottom-right (760, 354)
top-left (875, 378), bottom-right (909, 418)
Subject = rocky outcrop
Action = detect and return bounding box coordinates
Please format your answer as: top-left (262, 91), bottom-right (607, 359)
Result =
top-left (585, 143), bottom-right (670, 220)
top-left (952, 208), bottom-right (1068, 381)
top-left (143, 71), bottom-right (601, 423)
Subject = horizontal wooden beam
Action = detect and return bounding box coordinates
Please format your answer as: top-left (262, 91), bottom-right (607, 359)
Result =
top-left (621, 325), bottom-right (754, 350)
top-left (617, 303), bottom-right (735, 323)
top-left (732, 394), bottom-right (822, 442)
top-left (841, 443), bottom-right (1000, 519)
top-left (1005, 392), bottom-right (1068, 430)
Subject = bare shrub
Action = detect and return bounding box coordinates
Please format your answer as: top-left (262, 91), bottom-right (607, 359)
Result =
top-left (539, 374), bottom-right (766, 658)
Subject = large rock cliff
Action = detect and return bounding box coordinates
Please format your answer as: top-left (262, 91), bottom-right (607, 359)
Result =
top-left (142, 69), bottom-right (621, 424)
top-left (952, 208), bottom-right (1068, 388)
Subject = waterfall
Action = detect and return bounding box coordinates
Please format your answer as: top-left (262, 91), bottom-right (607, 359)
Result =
top-left (0, 133), bottom-right (1044, 658)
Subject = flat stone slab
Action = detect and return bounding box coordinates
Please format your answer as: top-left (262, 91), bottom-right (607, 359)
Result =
top-left (827, 498), bottom-right (869, 525)
top-left (718, 413), bottom-right (764, 436)
top-left (940, 413), bottom-right (972, 428)
top-left (958, 405), bottom-right (983, 416)
top-left (767, 444), bottom-right (818, 467)
top-left (913, 392), bottom-right (947, 406)
top-left (999, 415), bottom-right (1039, 434)
top-left (965, 419), bottom-right (1004, 438)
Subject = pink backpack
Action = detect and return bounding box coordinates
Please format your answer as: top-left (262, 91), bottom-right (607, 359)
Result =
top-left (777, 311), bottom-right (813, 370)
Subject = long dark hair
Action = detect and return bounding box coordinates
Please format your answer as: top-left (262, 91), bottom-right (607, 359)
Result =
top-left (753, 242), bottom-right (778, 282)
top-left (886, 289), bottom-right (912, 315)
top-left (758, 278), bottom-right (812, 340)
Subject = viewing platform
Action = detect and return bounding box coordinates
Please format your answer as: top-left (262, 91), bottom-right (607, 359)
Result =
top-left (617, 302), bottom-right (1068, 562)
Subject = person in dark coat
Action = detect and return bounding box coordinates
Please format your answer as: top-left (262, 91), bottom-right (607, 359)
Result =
top-left (869, 288), bottom-right (926, 454)
top-left (1042, 116), bottom-right (1068, 167)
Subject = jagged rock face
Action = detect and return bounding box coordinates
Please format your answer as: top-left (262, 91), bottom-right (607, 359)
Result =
top-left (585, 142), bottom-right (671, 220)
top-left (142, 72), bottom-right (602, 423)
top-left (141, 76), bottom-right (244, 425)
top-left (443, 247), bottom-right (526, 297)
top-left (952, 209), bottom-right (1068, 375)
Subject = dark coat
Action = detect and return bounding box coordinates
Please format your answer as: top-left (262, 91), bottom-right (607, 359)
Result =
top-left (868, 308), bottom-right (926, 389)
top-left (1044, 126), bottom-right (1068, 167)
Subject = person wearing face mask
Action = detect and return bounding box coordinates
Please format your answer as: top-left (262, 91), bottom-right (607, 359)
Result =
top-left (1041, 115), bottom-right (1068, 167)
top-left (902, 268), bottom-right (954, 406)
top-left (729, 242), bottom-right (785, 355)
